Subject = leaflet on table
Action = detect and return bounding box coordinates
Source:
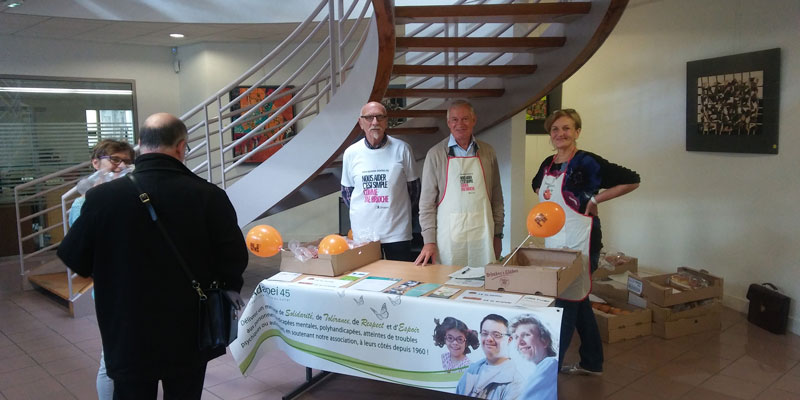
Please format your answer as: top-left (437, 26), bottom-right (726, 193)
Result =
top-left (295, 276), bottom-right (350, 288)
top-left (231, 280), bottom-right (564, 399)
top-left (427, 286), bottom-right (461, 299)
top-left (384, 280), bottom-right (421, 295)
top-left (267, 271), bottom-right (301, 282)
top-left (455, 290), bottom-right (523, 306)
top-left (444, 277), bottom-right (485, 287)
top-left (403, 283), bottom-right (441, 297)
top-left (448, 266), bottom-right (485, 279)
top-left (348, 276), bottom-right (402, 292)
top-left (340, 271), bottom-right (370, 281)
top-left (516, 294), bottom-right (555, 308)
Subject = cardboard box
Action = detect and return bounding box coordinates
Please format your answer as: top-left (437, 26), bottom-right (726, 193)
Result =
top-left (280, 241), bottom-right (382, 276)
top-left (592, 299), bottom-right (652, 343)
top-left (649, 299), bottom-right (721, 323)
top-left (593, 255), bottom-right (638, 281)
top-left (485, 247), bottom-right (581, 297)
top-left (592, 279), bottom-right (630, 304)
top-left (627, 267), bottom-right (723, 307)
top-left (652, 311), bottom-right (721, 339)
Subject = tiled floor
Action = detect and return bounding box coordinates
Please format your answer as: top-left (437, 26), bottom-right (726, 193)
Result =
top-left (1, 254), bottom-right (799, 400)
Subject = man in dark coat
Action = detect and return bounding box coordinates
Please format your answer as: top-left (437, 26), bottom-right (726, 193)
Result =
top-left (58, 113), bottom-right (248, 399)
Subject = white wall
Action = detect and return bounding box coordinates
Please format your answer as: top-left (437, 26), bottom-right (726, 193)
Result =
top-left (526, 0), bottom-right (800, 333)
top-left (0, 36), bottom-right (180, 128)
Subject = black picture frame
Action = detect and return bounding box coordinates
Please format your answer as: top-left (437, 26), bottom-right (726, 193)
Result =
top-left (686, 48), bottom-right (780, 154)
top-left (526, 85), bottom-right (562, 134)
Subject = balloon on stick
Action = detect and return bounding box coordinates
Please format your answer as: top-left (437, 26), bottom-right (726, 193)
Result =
top-left (319, 234), bottom-right (349, 255)
top-left (246, 225), bottom-right (283, 257)
top-left (526, 201), bottom-right (566, 237)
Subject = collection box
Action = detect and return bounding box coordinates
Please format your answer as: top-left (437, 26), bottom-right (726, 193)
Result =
top-left (593, 254), bottom-right (638, 281)
top-left (592, 298), bottom-right (652, 343)
top-left (485, 247), bottom-right (582, 297)
top-left (627, 267), bottom-right (723, 307)
top-left (280, 241), bottom-right (382, 277)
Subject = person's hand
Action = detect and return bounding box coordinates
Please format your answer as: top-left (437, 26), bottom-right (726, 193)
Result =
top-left (493, 237), bottom-right (502, 260)
top-left (584, 199), bottom-right (598, 216)
top-left (414, 243), bottom-right (437, 266)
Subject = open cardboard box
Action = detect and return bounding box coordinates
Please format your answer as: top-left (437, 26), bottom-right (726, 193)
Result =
top-left (627, 267), bottom-right (723, 307)
top-left (592, 297), bottom-right (652, 343)
top-left (593, 254), bottom-right (638, 281)
top-left (280, 240), bottom-right (382, 276)
top-left (485, 247), bottom-right (581, 297)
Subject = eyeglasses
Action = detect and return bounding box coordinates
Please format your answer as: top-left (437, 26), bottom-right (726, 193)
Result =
top-left (445, 335), bottom-right (466, 344)
top-left (100, 155), bottom-right (133, 165)
top-left (448, 117), bottom-right (473, 124)
top-left (360, 115), bottom-right (388, 122)
top-left (480, 330), bottom-right (510, 340)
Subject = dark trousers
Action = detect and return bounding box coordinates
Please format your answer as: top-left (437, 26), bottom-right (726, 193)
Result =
top-left (381, 240), bottom-right (413, 261)
top-left (555, 244), bottom-right (604, 372)
top-left (112, 363), bottom-right (207, 400)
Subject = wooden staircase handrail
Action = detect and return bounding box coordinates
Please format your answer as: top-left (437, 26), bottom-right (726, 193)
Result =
top-left (395, 2), bottom-right (592, 24)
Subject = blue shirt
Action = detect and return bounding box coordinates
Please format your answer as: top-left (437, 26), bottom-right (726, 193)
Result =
top-left (447, 134), bottom-right (477, 157)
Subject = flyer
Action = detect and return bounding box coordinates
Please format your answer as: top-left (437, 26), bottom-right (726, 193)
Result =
top-left (348, 276), bottom-right (402, 292)
top-left (454, 290), bottom-right (523, 306)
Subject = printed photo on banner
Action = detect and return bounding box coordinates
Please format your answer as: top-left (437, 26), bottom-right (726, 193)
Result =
top-left (231, 281), bottom-right (562, 400)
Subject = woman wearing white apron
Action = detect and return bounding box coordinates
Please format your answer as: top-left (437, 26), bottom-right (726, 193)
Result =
top-left (532, 109), bottom-right (640, 376)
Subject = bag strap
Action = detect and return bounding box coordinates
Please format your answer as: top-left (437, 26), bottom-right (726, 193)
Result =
top-left (127, 174), bottom-right (208, 300)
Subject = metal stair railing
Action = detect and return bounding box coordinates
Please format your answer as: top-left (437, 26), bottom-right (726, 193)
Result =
top-left (13, 0), bottom-right (379, 302)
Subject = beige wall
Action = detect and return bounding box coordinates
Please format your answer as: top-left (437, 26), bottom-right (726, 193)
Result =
top-left (526, 0), bottom-right (800, 333)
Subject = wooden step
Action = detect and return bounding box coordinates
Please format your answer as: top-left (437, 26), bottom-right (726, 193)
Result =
top-left (396, 37), bottom-right (565, 53)
top-left (387, 127), bottom-right (439, 135)
top-left (393, 64), bottom-right (537, 77)
top-left (385, 88), bottom-right (504, 98)
top-left (396, 2), bottom-right (591, 24)
top-left (28, 272), bottom-right (93, 301)
top-left (387, 109), bottom-right (447, 119)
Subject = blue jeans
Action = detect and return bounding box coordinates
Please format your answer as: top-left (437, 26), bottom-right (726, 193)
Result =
top-left (555, 246), bottom-right (603, 372)
top-left (97, 350), bottom-right (114, 400)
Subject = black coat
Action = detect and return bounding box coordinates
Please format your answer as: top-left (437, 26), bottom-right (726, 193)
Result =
top-left (57, 153), bottom-right (248, 382)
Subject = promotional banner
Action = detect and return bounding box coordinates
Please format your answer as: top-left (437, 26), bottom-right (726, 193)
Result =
top-left (231, 280), bottom-right (563, 399)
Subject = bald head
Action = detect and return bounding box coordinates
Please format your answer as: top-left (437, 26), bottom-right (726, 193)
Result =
top-left (138, 113), bottom-right (188, 159)
top-left (359, 101), bottom-right (388, 147)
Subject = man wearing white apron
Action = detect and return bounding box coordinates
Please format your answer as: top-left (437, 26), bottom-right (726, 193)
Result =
top-left (342, 102), bottom-right (420, 261)
top-left (416, 100), bottom-right (504, 267)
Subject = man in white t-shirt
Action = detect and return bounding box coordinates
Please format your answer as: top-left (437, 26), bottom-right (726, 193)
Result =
top-left (341, 101), bottom-right (420, 261)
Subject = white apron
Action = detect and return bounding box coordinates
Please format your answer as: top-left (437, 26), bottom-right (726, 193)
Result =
top-left (538, 158), bottom-right (592, 301)
top-left (436, 155), bottom-right (494, 267)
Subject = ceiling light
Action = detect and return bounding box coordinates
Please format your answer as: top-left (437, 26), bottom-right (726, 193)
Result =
top-left (6, 1), bottom-right (24, 8)
top-left (170, 33), bottom-right (185, 38)
top-left (0, 87), bottom-right (132, 95)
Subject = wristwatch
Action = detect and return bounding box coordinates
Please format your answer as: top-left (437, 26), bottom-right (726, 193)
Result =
top-left (494, 233), bottom-right (504, 239)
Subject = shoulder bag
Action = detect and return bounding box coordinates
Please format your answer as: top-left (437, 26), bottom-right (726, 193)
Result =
top-left (128, 174), bottom-right (242, 351)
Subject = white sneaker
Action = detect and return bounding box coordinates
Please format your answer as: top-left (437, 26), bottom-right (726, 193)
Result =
top-left (560, 363), bottom-right (603, 376)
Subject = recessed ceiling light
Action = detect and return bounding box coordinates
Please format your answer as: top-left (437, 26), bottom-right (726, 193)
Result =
top-left (6, 2), bottom-right (24, 8)
top-left (169, 33), bottom-right (185, 39)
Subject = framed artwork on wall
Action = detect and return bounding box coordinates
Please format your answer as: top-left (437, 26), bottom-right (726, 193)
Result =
top-left (526, 85), bottom-right (562, 134)
top-left (686, 48), bottom-right (780, 154)
top-left (229, 86), bottom-right (296, 163)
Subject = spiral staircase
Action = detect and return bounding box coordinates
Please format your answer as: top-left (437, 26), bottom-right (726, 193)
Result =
top-left (13, 0), bottom-right (628, 316)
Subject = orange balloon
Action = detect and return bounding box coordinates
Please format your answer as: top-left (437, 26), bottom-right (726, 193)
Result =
top-left (318, 234), bottom-right (349, 255)
top-left (246, 225), bottom-right (283, 257)
top-left (526, 201), bottom-right (566, 238)
top-left (347, 229), bottom-right (353, 240)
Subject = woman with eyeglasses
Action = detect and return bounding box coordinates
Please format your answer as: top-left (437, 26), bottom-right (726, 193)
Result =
top-left (68, 138), bottom-right (134, 400)
top-left (532, 109), bottom-right (640, 377)
top-left (432, 317), bottom-right (479, 372)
